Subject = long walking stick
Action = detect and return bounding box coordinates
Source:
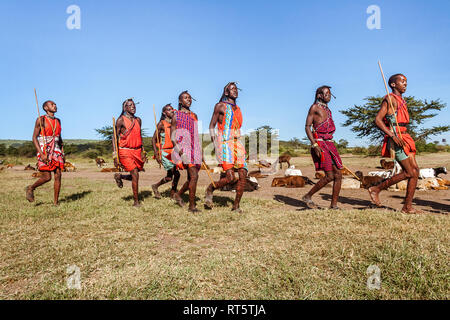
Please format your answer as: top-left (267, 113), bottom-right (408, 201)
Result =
top-left (112, 117), bottom-right (120, 170)
top-left (342, 164), bottom-right (360, 181)
top-left (378, 61), bottom-right (403, 140)
top-left (34, 89), bottom-right (47, 158)
top-left (153, 104), bottom-right (162, 169)
top-left (202, 161), bottom-right (216, 188)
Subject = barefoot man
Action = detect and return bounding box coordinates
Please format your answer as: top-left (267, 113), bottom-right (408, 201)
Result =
top-left (151, 104), bottom-right (181, 199)
top-left (170, 91), bottom-right (203, 212)
top-left (302, 86), bottom-right (343, 209)
top-left (113, 98), bottom-right (146, 207)
top-left (368, 74), bottom-right (420, 214)
top-left (26, 100), bottom-right (65, 205)
top-left (205, 82), bottom-right (248, 213)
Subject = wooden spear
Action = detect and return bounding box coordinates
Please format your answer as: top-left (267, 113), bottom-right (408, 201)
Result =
top-left (153, 104), bottom-right (162, 169)
top-left (112, 117), bottom-right (120, 170)
top-left (378, 61), bottom-right (403, 140)
top-left (34, 89), bottom-right (47, 159)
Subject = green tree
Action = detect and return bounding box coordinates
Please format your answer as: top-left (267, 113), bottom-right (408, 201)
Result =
top-left (341, 96), bottom-right (449, 144)
top-left (95, 126), bottom-right (114, 141)
top-left (0, 144), bottom-right (6, 156)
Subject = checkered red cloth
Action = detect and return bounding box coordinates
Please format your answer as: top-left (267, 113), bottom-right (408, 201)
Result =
top-left (311, 105), bottom-right (343, 172)
top-left (172, 110), bottom-right (202, 167)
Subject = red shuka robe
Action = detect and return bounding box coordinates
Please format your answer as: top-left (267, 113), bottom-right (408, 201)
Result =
top-left (118, 116), bottom-right (144, 172)
top-left (381, 94), bottom-right (417, 158)
top-left (37, 116), bottom-right (65, 172)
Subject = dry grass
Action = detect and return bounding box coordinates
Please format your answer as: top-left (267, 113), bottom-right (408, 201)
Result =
top-left (0, 156), bottom-right (449, 300)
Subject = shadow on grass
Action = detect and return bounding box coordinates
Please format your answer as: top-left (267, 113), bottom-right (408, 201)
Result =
top-left (319, 193), bottom-right (396, 211)
top-left (122, 190), bottom-right (152, 201)
top-left (60, 191), bottom-right (92, 203)
top-left (391, 195), bottom-right (449, 214)
top-left (273, 194), bottom-right (309, 210)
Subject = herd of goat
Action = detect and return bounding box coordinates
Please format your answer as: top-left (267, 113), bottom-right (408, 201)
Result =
top-left (1, 156), bottom-right (448, 191)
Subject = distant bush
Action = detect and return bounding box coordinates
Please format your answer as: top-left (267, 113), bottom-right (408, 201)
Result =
top-left (416, 140), bottom-right (439, 153)
top-left (367, 145), bottom-right (381, 156)
top-left (17, 142), bottom-right (36, 158)
top-left (351, 147), bottom-right (367, 155)
top-left (83, 149), bottom-right (101, 159)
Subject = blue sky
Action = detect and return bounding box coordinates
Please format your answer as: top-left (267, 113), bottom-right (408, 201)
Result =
top-left (0, 0), bottom-right (449, 146)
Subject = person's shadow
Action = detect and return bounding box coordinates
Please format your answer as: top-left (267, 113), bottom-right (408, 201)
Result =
top-left (273, 194), bottom-right (310, 210)
top-left (391, 195), bottom-right (449, 214)
top-left (159, 189), bottom-right (201, 203)
top-left (319, 193), bottom-right (396, 211)
top-left (122, 190), bottom-right (152, 201)
top-left (60, 191), bottom-right (92, 203)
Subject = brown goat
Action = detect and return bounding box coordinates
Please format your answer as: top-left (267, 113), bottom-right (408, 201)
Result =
top-left (95, 157), bottom-right (106, 168)
top-left (32, 172), bottom-right (45, 178)
top-left (355, 171), bottom-right (384, 189)
top-left (24, 164), bottom-right (36, 171)
top-left (315, 172), bottom-right (325, 179)
top-left (248, 170), bottom-right (268, 179)
top-left (63, 162), bottom-right (77, 172)
top-left (271, 176), bottom-right (313, 188)
top-left (279, 155), bottom-right (291, 169)
top-left (380, 159), bottom-right (395, 170)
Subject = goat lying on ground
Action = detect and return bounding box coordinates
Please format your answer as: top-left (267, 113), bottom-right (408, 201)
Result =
top-left (419, 167), bottom-right (447, 179)
top-left (355, 171), bottom-right (384, 189)
top-left (220, 175), bottom-right (260, 192)
top-left (380, 159), bottom-right (395, 170)
top-left (24, 164), bottom-right (36, 171)
top-left (248, 170), bottom-right (268, 179)
top-left (271, 176), bottom-right (314, 188)
top-left (64, 162), bottom-right (76, 172)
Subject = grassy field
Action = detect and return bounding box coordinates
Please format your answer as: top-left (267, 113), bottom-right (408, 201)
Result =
top-left (0, 156), bottom-right (449, 300)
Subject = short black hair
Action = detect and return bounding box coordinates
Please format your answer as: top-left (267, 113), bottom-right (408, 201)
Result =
top-left (42, 100), bottom-right (52, 111)
top-left (178, 91), bottom-right (190, 110)
top-left (160, 104), bottom-right (172, 121)
top-left (388, 74), bottom-right (405, 89)
top-left (315, 86), bottom-right (331, 103)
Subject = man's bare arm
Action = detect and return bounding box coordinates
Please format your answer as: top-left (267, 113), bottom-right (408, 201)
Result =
top-left (32, 117), bottom-right (45, 159)
top-left (375, 98), bottom-right (405, 147)
top-left (170, 116), bottom-right (180, 155)
top-left (305, 105), bottom-right (318, 145)
top-left (209, 103), bottom-right (223, 144)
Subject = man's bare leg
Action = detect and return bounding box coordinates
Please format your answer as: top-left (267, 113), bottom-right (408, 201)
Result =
top-left (170, 170), bottom-right (180, 199)
top-left (205, 169), bottom-right (235, 209)
top-left (114, 173), bottom-right (133, 188)
top-left (232, 168), bottom-right (247, 212)
top-left (330, 165), bottom-right (342, 209)
top-left (53, 168), bottom-right (62, 206)
top-left (26, 171), bottom-right (52, 202)
top-left (302, 170), bottom-right (334, 208)
top-left (402, 155), bottom-right (421, 214)
top-left (131, 169), bottom-right (140, 207)
top-left (152, 176), bottom-right (171, 199)
top-left (368, 157), bottom-right (418, 210)
top-left (187, 166), bottom-right (200, 212)
top-left (174, 169), bottom-right (190, 207)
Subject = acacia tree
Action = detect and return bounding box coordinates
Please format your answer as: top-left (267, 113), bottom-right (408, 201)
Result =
top-left (340, 96), bottom-right (449, 144)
